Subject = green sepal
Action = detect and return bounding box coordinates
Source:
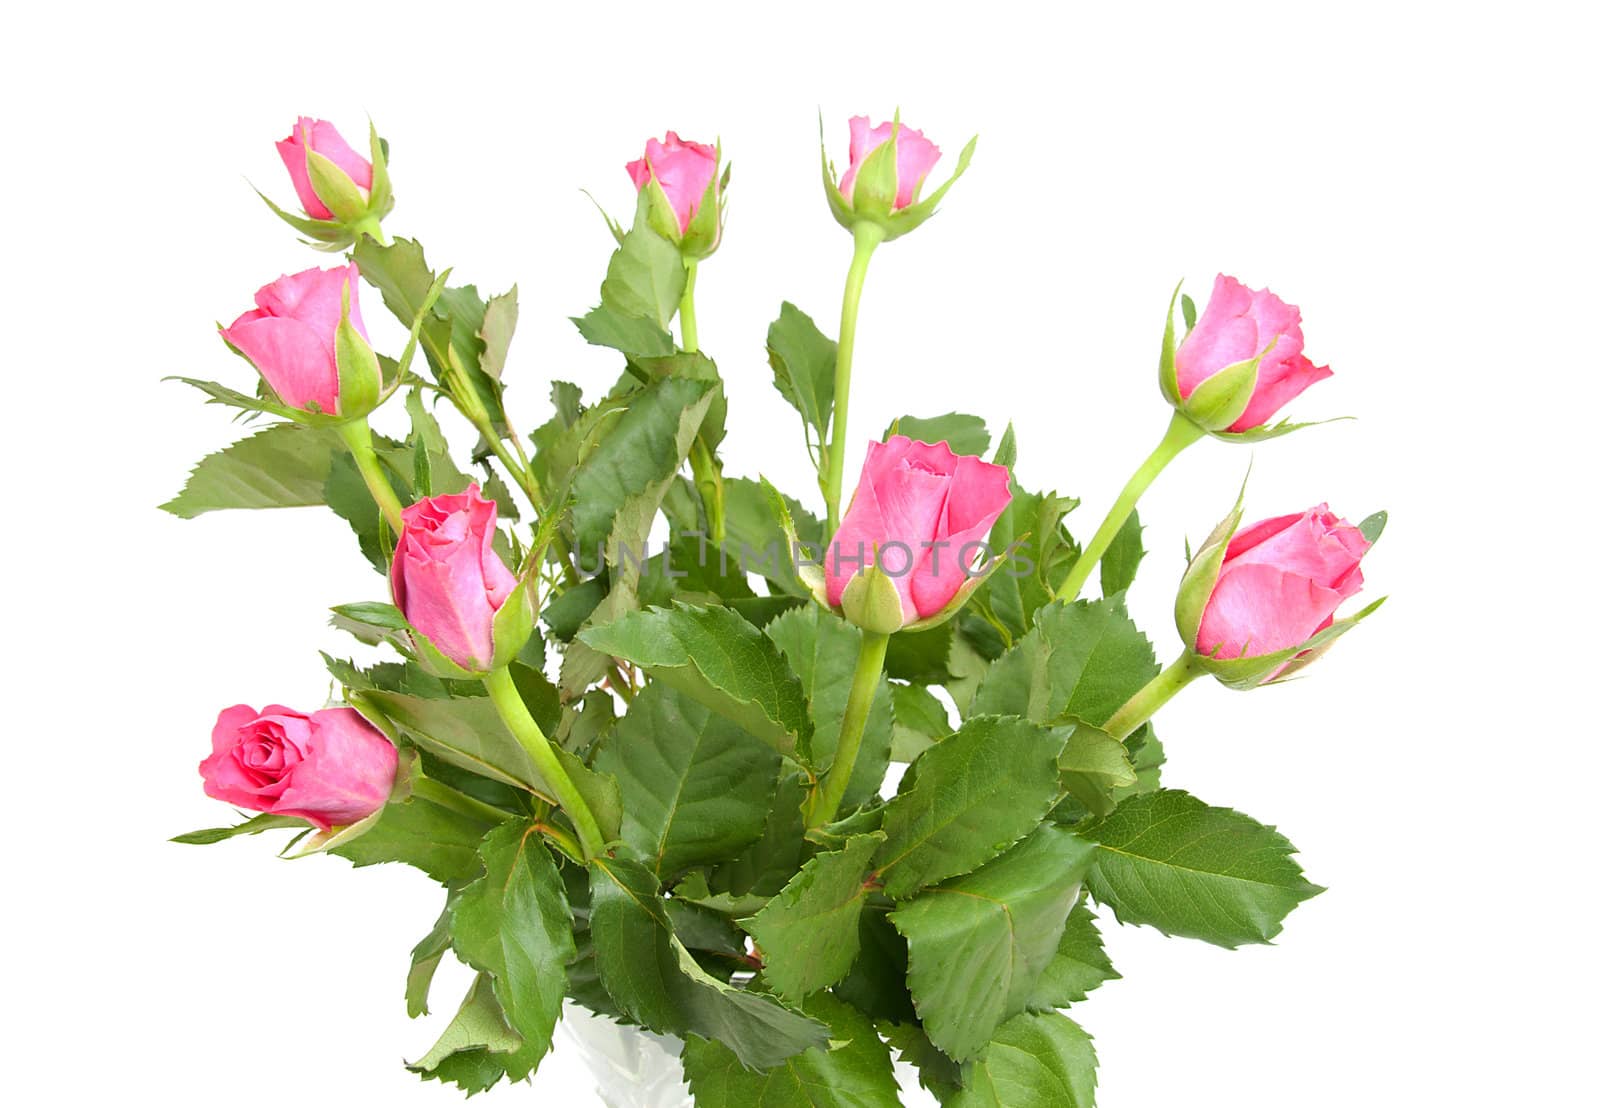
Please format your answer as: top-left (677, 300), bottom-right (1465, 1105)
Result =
top-left (1195, 595), bottom-right (1387, 689)
top-left (1174, 494), bottom-right (1246, 648)
top-left (334, 279), bottom-right (383, 419)
top-left (488, 578), bottom-right (537, 671)
top-left (1181, 351), bottom-right (1262, 431)
top-left (820, 113), bottom-right (855, 231)
top-left (879, 132), bottom-right (977, 243)
top-left (841, 563), bottom-right (907, 636)
top-left (252, 185), bottom-right (353, 251)
top-left (640, 173), bottom-right (685, 246)
top-left (364, 120), bottom-right (396, 222)
top-left (1208, 414), bottom-right (1354, 443)
top-left (407, 624), bottom-right (490, 680)
top-left (171, 811), bottom-right (308, 845)
top-left (1158, 281), bottom-right (1183, 406)
top-left (305, 146), bottom-right (371, 225)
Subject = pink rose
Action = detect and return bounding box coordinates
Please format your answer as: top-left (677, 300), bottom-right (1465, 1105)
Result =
top-left (826, 437), bottom-right (1012, 625)
top-left (277, 116), bottom-right (374, 221)
top-left (838, 116), bottom-right (942, 211)
top-left (200, 705), bottom-right (397, 831)
top-left (221, 264), bottom-right (366, 414)
top-left (391, 484), bottom-right (518, 671)
top-left (1175, 274), bottom-right (1333, 432)
top-left (1197, 504), bottom-right (1371, 662)
top-left (627, 131), bottom-right (718, 234)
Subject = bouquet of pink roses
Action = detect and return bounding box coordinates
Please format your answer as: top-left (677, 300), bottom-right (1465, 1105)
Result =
top-left (170, 113), bottom-right (1383, 1105)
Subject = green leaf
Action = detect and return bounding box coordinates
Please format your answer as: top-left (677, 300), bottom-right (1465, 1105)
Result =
top-left (979, 429), bottom-right (1080, 640)
top-left (890, 683), bottom-right (953, 762)
top-left (682, 992), bottom-right (902, 1108)
top-left (971, 597), bottom-right (1159, 728)
top-left (449, 822), bottom-right (574, 1079)
top-left (161, 423), bottom-right (337, 517)
top-left (328, 785), bottom-right (500, 883)
top-left (171, 812), bottom-right (305, 844)
top-left (885, 620), bottom-right (954, 683)
top-left (766, 605), bottom-right (892, 798)
top-left (766, 301), bottom-right (836, 446)
top-left (407, 903), bottom-right (451, 1018)
top-left (835, 906), bottom-right (917, 1023)
top-left (1055, 723), bottom-right (1139, 819)
top-left (946, 1010), bottom-right (1098, 1108)
top-left (570, 377), bottom-right (716, 555)
top-left (885, 412), bottom-right (990, 456)
top-left (880, 1021), bottom-right (962, 1100)
top-left (743, 831), bottom-right (885, 1001)
top-left (598, 220), bottom-right (686, 331)
top-left (406, 972), bottom-right (521, 1095)
top-left (891, 826), bottom-right (1095, 1060)
top-left (874, 715), bottom-right (1068, 898)
top-left (702, 771), bottom-right (808, 905)
top-left (591, 682), bottom-right (782, 876)
top-left (1078, 789), bottom-right (1323, 948)
top-left (587, 855), bottom-right (829, 1069)
top-left (478, 287), bottom-right (519, 383)
top-left (578, 604), bottom-right (812, 759)
top-left (571, 306), bottom-right (677, 356)
top-left (343, 683), bottom-right (547, 796)
top-left (1099, 508), bottom-right (1145, 597)
top-left (1029, 893), bottom-right (1119, 1008)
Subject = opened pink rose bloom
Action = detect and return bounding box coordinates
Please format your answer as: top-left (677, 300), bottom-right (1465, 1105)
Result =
top-left (1176, 274), bottom-right (1333, 432)
top-left (200, 705), bottom-right (396, 831)
top-left (391, 484), bottom-right (518, 671)
top-left (827, 437), bottom-right (1012, 624)
top-left (221, 263), bottom-right (365, 414)
top-left (277, 116), bottom-right (373, 221)
top-left (839, 116), bottom-right (942, 210)
top-left (627, 132), bottom-right (718, 234)
top-left (1197, 504), bottom-right (1371, 662)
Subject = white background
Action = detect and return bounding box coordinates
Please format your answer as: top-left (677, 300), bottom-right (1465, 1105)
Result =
top-left (4, 1), bottom-right (1595, 1104)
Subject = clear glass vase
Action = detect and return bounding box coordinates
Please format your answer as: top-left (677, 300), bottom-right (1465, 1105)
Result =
top-left (559, 1002), bottom-right (937, 1107)
top-left (560, 1003), bottom-right (694, 1108)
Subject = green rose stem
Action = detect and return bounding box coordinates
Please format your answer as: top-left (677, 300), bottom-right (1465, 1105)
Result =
top-left (804, 629), bottom-right (890, 828)
top-left (1054, 410), bottom-right (1207, 604)
top-left (678, 259), bottom-right (700, 351)
top-left (1102, 651), bottom-right (1204, 741)
top-left (481, 666), bottom-right (607, 859)
top-left (677, 258), bottom-right (727, 544)
top-left (822, 221), bottom-right (887, 535)
top-left (335, 417), bottom-right (406, 534)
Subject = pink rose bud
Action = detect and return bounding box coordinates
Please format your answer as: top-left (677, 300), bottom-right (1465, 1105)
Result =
top-left (1174, 274), bottom-right (1333, 433)
top-left (627, 131), bottom-right (719, 236)
top-left (1196, 504), bottom-right (1372, 665)
top-left (391, 484), bottom-right (525, 673)
top-left (200, 705), bottom-right (397, 831)
top-left (221, 264), bottom-right (369, 415)
top-left (277, 116), bottom-right (374, 221)
top-left (826, 437), bottom-right (1012, 631)
top-left (838, 116), bottom-right (942, 212)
